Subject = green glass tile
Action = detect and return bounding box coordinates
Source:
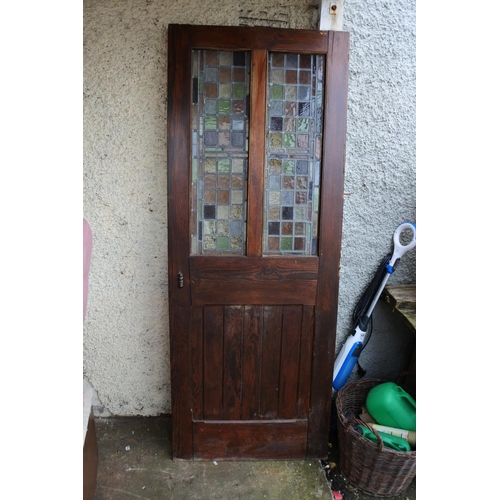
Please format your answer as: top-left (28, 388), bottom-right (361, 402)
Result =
top-left (232, 84), bottom-right (246, 99)
top-left (281, 237), bottom-right (293, 251)
top-left (205, 116), bottom-right (217, 130)
top-left (218, 158), bottom-right (230, 172)
top-left (314, 187), bottom-right (320, 211)
top-left (218, 100), bottom-right (230, 113)
top-left (297, 118), bottom-right (309, 132)
top-left (284, 134), bottom-right (296, 148)
top-left (199, 74), bottom-right (204, 93)
top-left (272, 85), bottom-right (283, 100)
top-left (216, 236), bottom-right (229, 250)
top-left (283, 160), bottom-right (295, 174)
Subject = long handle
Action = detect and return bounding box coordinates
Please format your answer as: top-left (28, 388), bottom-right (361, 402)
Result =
top-left (387, 222), bottom-right (416, 271)
top-left (364, 222), bottom-right (416, 319)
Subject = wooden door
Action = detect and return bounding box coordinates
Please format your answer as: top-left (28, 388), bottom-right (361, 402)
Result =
top-left (167, 24), bottom-right (349, 460)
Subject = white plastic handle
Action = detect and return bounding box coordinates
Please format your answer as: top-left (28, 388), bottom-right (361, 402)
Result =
top-left (389, 222), bottom-right (416, 266)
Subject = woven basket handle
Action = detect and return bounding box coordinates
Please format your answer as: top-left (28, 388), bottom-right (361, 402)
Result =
top-left (345, 416), bottom-right (384, 452)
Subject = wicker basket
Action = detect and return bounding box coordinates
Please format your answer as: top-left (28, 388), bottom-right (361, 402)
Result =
top-left (335, 378), bottom-right (416, 497)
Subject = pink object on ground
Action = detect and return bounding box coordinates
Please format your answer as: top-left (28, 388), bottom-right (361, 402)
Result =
top-left (83, 219), bottom-right (93, 322)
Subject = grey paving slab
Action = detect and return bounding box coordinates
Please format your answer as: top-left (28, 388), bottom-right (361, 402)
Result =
top-left (94, 416), bottom-right (333, 500)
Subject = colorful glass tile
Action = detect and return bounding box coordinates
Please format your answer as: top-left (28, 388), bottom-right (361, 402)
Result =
top-left (190, 50), bottom-right (250, 255)
top-left (263, 53), bottom-right (324, 255)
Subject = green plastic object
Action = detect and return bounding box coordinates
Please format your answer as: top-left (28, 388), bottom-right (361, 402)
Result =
top-left (366, 382), bottom-right (416, 431)
top-left (359, 425), bottom-right (411, 452)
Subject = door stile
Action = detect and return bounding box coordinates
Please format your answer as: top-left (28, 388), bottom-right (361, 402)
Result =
top-left (247, 49), bottom-right (267, 257)
top-left (307, 31), bottom-right (350, 458)
top-left (167, 24), bottom-right (195, 459)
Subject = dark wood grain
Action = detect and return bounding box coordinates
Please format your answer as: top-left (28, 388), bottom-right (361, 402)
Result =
top-left (241, 306), bottom-right (263, 420)
top-left (279, 306), bottom-right (302, 419)
top-left (203, 306), bottom-right (224, 419)
top-left (247, 49), bottom-right (267, 257)
top-left (189, 24), bottom-right (329, 53)
top-left (191, 306), bottom-right (204, 420)
top-left (193, 420), bottom-right (308, 460)
top-left (83, 411), bottom-right (98, 500)
top-left (307, 31), bottom-right (350, 459)
top-left (167, 24), bottom-right (194, 459)
top-left (297, 306), bottom-right (315, 419)
top-left (189, 256), bottom-right (319, 305)
top-left (260, 306), bottom-right (283, 419)
top-left (223, 306), bottom-right (244, 419)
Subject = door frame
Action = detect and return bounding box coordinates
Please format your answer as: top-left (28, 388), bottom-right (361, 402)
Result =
top-left (167, 24), bottom-right (349, 459)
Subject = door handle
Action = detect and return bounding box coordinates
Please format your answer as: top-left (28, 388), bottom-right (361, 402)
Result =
top-left (177, 272), bottom-right (184, 288)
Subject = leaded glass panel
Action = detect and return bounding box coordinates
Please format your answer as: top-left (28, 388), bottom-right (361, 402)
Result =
top-left (190, 50), bottom-right (250, 255)
top-left (263, 53), bottom-right (324, 256)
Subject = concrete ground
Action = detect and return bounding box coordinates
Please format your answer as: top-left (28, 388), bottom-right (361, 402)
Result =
top-left (94, 414), bottom-right (416, 500)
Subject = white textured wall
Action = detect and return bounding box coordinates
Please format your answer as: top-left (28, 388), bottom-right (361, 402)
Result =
top-left (83, 0), bottom-right (416, 416)
top-left (339, 0), bottom-right (416, 382)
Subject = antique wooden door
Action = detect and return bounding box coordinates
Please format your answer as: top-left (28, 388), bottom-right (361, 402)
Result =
top-left (167, 24), bottom-right (349, 460)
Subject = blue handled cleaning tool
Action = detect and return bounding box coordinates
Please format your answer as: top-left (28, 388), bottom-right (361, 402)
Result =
top-left (332, 222), bottom-right (416, 393)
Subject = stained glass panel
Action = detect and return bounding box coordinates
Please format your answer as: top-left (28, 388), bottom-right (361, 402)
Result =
top-left (191, 50), bottom-right (250, 255)
top-left (263, 53), bottom-right (324, 256)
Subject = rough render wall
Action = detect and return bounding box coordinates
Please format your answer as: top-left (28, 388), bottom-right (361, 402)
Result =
top-left (83, 0), bottom-right (416, 416)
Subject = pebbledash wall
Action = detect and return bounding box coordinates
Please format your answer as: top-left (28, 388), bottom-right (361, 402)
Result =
top-left (83, 0), bottom-right (416, 416)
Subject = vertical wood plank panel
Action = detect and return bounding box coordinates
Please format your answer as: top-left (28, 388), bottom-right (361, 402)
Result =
top-left (297, 306), bottom-right (315, 419)
top-left (279, 306), bottom-right (303, 419)
top-left (191, 306), bottom-right (204, 420)
top-left (223, 306), bottom-right (243, 419)
top-left (241, 306), bottom-right (262, 419)
top-left (203, 306), bottom-right (224, 419)
top-left (259, 306), bottom-right (283, 418)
